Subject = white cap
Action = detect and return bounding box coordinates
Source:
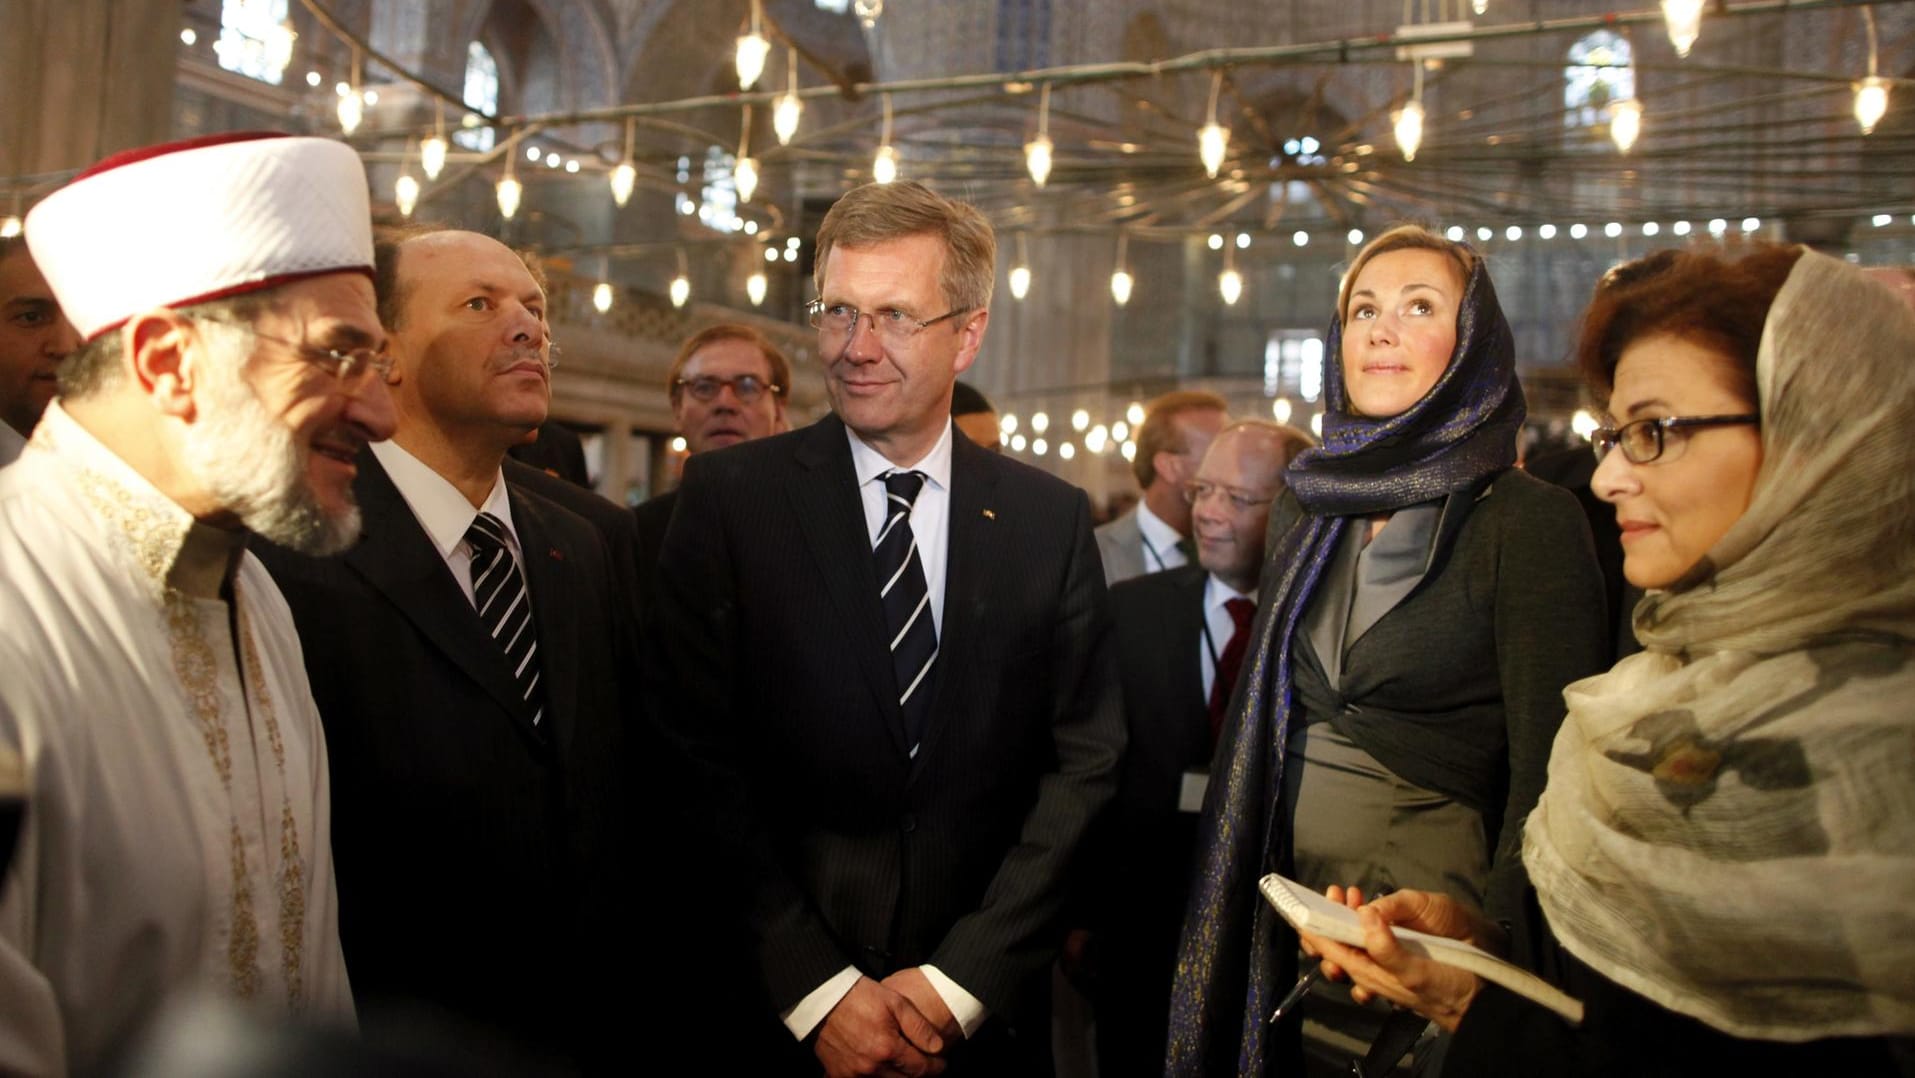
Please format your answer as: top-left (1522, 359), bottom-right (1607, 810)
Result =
top-left (25, 132), bottom-right (374, 341)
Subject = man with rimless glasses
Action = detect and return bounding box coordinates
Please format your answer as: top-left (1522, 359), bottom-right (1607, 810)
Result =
top-left (648, 179), bottom-right (1124, 1075)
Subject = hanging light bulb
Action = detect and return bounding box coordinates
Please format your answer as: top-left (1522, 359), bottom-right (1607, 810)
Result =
top-left (1110, 232), bottom-right (1133, 306)
top-left (1394, 63), bottom-right (1426, 162)
top-left (593, 282), bottom-right (614, 313)
top-left (496, 151), bottom-right (522, 219)
top-left (746, 269), bottom-right (768, 307)
top-left (775, 46), bottom-right (804, 145)
top-left (736, 0), bottom-right (770, 89)
top-left (1855, 7), bottom-right (1889, 135)
top-left (873, 95), bottom-right (898, 183)
top-left (395, 172), bottom-right (420, 217)
top-left (1856, 77), bottom-right (1890, 135)
top-left (1218, 246), bottom-right (1243, 305)
top-left (421, 103), bottom-right (448, 180)
top-left (670, 252), bottom-right (693, 312)
top-left (1272, 398), bottom-right (1293, 424)
top-left (1472, 0), bottom-right (1488, 13)
top-left (609, 117), bottom-right (637, 206)
top-left (733, 105), bottom-right (759, 203)
top-left (1026, 83), bottom-right (1054, 187)
top-left (1610, 98), bottom-right (1642, 152)
top-left (1009, 264), bottom-right (1031, 300)
top-left (854, 0), bottom-right (883, 29)
top-left (338, 49), bottom-right (363, 135)
top-left (1662, 0), bottom-right (1704, 58)
top-left (1198, 69), bottom-right (1228, 178)
top-left (735, 155), bottom-right (759, 203)
top-left (0, 216), bottom-right (21, 239)
top-left (1219, 268), bottom-right (1243, 305)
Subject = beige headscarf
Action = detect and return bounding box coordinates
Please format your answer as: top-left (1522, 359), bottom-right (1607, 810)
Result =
top-left (1523, 249), bottom-right (1915, 1041)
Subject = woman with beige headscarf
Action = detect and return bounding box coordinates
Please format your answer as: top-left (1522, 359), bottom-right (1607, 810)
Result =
top-left (1297, 245), bottom-right (1915, 1074)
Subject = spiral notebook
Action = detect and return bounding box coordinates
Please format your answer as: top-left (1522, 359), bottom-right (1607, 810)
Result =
top-left (1259, 873), bottom-right (1585, 1025)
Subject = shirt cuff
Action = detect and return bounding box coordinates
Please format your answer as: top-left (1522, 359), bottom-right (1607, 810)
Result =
top-left (920, 964), bottom-right (990, 1039)
top-left (780, 965), bottom-right (863, 1041)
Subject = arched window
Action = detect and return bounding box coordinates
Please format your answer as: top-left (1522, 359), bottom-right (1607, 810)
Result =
top-left (1564, 31), bottom-right (1635, 129)
top-left (457, 41), bottom-right (500, 151)
top-left (216, 0), bottom-right (295, 85)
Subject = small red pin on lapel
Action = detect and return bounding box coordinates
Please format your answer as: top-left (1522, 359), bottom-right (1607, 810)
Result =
top-left (549, 547), bottom-right (564, 561)
top-left (982, 509), bottom-right (996, 520)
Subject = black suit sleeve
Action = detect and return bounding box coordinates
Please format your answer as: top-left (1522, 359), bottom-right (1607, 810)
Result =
top-left (642, 452), bottom-right (857, 1011)
top-left (927, 485), bottom-right (1126, 1007)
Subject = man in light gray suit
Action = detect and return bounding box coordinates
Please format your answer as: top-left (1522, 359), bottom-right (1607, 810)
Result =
top-left (1094, 389), bottom-right (1226, 585)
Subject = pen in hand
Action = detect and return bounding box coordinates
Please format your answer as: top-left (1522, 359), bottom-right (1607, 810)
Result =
top-left (1269, 883), bottom-right (1394, 1027)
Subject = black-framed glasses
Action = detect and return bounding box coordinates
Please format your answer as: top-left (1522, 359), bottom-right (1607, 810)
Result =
top-left (674, 374), bottom-right (785, 404)
top-left (806, 299), bottom-right (969, 348)
top-left (1592, 414), bottom-right (1758, 464)
top-left (191, 314), bottom-right (394, 390)
top-left (1183, 480), bottom-right (1274, 512)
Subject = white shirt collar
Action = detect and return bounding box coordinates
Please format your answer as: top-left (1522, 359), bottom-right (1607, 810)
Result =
top-left (1135, 499), bottom-right (1185, 554)
top-left (370, 439), bottom-right (514, 558)
top-left (846, 419), bottom-right (954, 493)
top-left (1204, 573), bottom-right (1253, 612)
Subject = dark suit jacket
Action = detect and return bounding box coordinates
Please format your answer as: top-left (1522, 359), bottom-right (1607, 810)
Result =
top-left (1093, 565), bottom-right (1213, 1075)
top-left (254, 452), bottom-right (641, 1069)
top-left (630, 488), bottom-right (676, 621)
top-left (647, 414), bottom-right (1126, 1029)
top-left (506, 457), bottom-right (643, 624)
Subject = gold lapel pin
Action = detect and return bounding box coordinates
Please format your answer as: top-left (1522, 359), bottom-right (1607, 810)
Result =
top-left (982, 509), bottom-right (996, 520)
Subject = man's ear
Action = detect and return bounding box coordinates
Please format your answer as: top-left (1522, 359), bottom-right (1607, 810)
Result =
top-left (124, 310), bottom-right (201, 422)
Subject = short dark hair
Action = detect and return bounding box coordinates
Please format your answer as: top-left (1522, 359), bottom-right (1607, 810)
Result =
top-left (666, 323), bottom-right (792, 403)
top-left (950, 381), bottom-right (994, 418)
top-left (1132, 389), bottom-right (1228, 488)
top-left (1576, 243), bottom-right (1803, 409)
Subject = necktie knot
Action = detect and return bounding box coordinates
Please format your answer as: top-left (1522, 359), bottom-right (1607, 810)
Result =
top-left (883, 470), bottom-right (927, 508)
top-left (466, 511), bottom-right (510, 556)
top-left (1226, 597), bottom-right (1255, 633)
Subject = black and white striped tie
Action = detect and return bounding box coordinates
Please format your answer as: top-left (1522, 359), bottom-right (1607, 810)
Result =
top-left (875, 470), bottom-right (937, 755)
top-left (466, 511), bottom-right (545, 733)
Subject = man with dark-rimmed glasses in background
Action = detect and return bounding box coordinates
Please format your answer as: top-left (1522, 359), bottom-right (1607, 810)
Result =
top-left (632, 323), bottom-right (791, 598)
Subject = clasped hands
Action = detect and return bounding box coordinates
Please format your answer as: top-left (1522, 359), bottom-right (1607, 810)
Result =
top-left (1294, 885), bottom-right (1502, 1033)
top-left (815, 968), bottom-right (962, 1077)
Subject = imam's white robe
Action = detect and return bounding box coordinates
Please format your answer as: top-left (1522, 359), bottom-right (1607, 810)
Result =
top-left (0, 403), bottom-right (352, 1076)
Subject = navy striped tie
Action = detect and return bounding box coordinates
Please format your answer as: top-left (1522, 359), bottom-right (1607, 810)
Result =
top-left (466, 511), bottom-right (545, 734)
top-left (875, 471), bottom-right (937, 755)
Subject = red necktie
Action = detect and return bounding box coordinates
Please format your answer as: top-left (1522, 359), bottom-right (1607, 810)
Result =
top-left (1207, 597), bottom-right (1256, 745)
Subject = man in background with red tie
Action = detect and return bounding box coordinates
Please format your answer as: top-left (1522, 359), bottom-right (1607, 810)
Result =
top-left (1083, 419), bottom-right (1313, 1077)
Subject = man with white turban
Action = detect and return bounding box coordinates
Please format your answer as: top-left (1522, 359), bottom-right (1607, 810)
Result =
top-left (0, 132), bottom-right (390, 1075)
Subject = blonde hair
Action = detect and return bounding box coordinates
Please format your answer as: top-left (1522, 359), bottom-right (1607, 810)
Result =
top-left (1337, 224), bottom-right (1477, 324)
top-left (813, 180), bottom-right (997, 314)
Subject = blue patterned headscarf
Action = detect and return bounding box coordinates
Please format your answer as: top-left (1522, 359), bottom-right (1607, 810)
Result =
top-left (1166, 247), bottom-right (1525, 1076)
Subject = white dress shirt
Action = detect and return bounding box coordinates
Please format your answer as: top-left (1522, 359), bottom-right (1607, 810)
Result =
top-left (370, 440), bottom-right (522, 608)
top-left (1200, 574), bottom-right (1255, 702)
top-left (1135, 499), bottom-right (1189, 573)
top-left (781, 420), bottom-right (988, 1042)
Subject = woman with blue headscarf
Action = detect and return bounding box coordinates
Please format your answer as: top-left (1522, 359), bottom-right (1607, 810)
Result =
top-left (1166, 225), bottom-right (1610, 1075)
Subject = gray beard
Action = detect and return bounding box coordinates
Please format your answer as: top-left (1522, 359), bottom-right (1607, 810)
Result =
top-left (181, 355), bottom-right (362, 557)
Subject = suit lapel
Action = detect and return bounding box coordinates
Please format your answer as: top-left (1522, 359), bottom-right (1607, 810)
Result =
top-left (911, 433), bottom-right (1001, 772)
top-left (789, 416), bottom-right (910, 757)
top-left (510, 486), bottom-right (579, 758)
top-left (345, 452), bottom-right (534, 727)
top-left (1172, 568), bottom-right (1211, 757)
